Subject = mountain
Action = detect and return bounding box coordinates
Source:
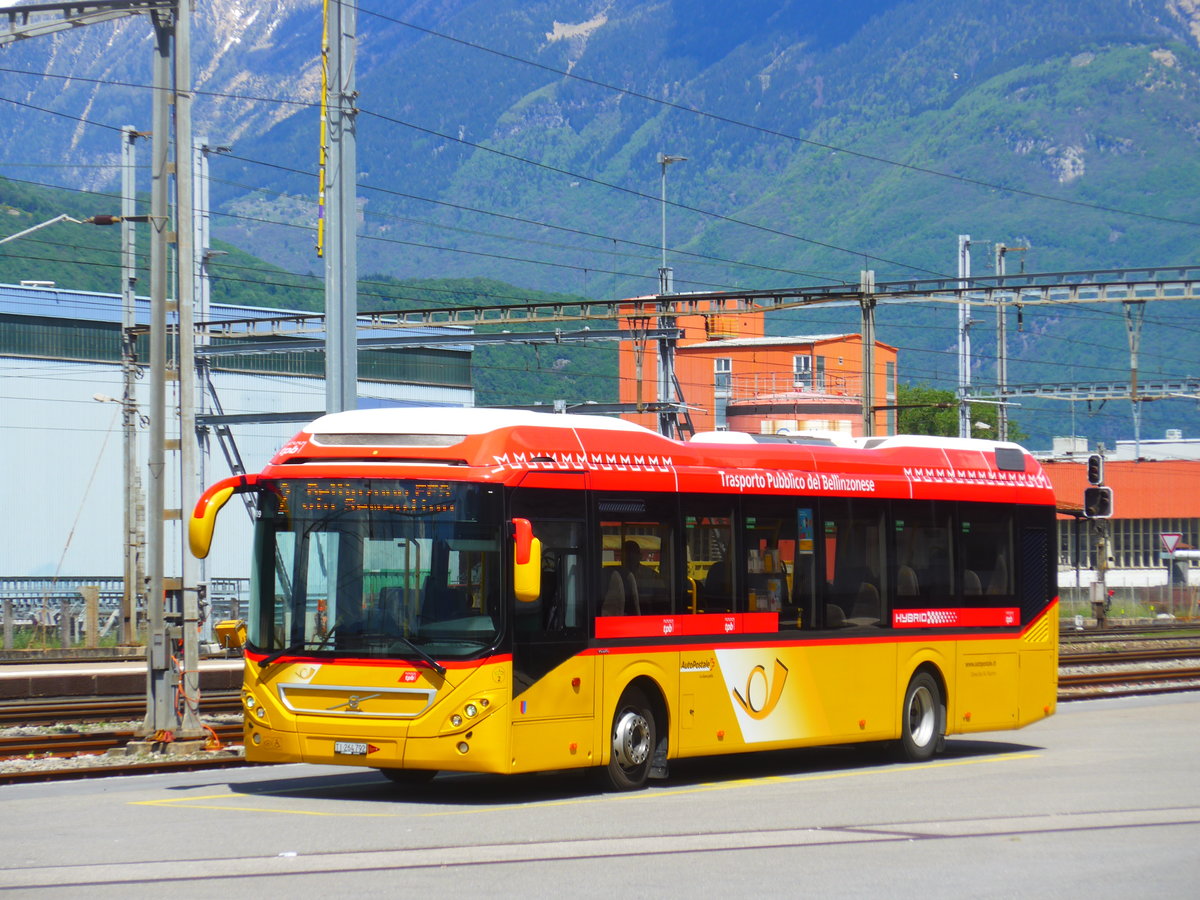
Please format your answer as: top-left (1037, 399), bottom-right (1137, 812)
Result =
top-left (1, 0), bottom-right (1198, 447)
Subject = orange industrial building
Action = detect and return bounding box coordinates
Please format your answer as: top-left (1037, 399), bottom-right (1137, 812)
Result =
top-left (617, 300), bottom-right (898, 436)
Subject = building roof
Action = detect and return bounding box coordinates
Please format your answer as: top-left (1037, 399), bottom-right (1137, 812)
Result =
top-left (1041, 458), bottom-right (1200, 519)
top-left (681, 334), bottom-right (898, 351)
top-left (0, 281), bottom-right (291, 324)
top-left (0, 281), bottom-right (471, 343)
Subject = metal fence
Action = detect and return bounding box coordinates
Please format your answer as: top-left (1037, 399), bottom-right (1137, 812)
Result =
top-left (1058, 584), bottom-right (1199, 622)
top-left (0, 576), bottom-right (249, 650)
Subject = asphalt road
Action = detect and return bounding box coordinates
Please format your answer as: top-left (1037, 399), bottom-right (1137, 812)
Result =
top-left (1, 692), bottom-right (1198, 898)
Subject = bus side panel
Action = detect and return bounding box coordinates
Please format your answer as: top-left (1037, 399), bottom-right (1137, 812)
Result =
top-left (1017, 601), bottom-right (1058, 727)
top-left (949, 605), bottom-right (1058, 735)
top-left (509, 655), bottom-right (597, 774)
top-left (772, 642), bottom-right (897, 744)
top-left (596, 652), bottom-right (678, 766)
top-left (673, 642), bottom-right (898, 755)
top-left (952, 645), bottom-right (1019, 733)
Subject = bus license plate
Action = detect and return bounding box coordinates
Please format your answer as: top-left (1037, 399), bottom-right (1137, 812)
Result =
top-left (334, 741), bottom-right (369, 756)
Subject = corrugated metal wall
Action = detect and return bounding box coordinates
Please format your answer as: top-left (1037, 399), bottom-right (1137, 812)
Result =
top-left (1, 357), bottom-right (472, 581)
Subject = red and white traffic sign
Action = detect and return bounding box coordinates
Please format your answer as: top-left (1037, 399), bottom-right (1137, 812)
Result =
top-left (1161, 532), bottom-right (1183, 554)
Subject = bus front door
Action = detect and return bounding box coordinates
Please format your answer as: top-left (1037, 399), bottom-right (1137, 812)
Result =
top-left (509, 483), bottom-right (594, 773)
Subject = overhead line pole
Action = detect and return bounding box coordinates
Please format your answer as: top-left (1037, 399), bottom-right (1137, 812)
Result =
top-left (174, 0), bottom-right (202, 739)
top-left (119, 125), bottom-right (144, 647)
top-left (957, 235), bottom-right (972, 439)
top-left (144, 5), bottom-right (172, 735)
top-left (324, 0), bottom-right (358, 413)
top-left (860, 270), bottom-right (877, 437)
top-left (1124, 301), bottom-right (1146, 460)
top-left (655, 152), bottom-right (685, 438)
top-left (995, 244), bottom-right (1009, 442)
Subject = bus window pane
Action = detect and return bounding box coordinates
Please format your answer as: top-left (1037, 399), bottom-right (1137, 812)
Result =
top-left (599, 509), bottom-right (675, 616)
top-left (961, 505), bottom-right (1013, 602)
top-left (893, 502), bottom-right (954, 603)
top-left (823, 500), bottom-right (886, 627)
top-left (684, 509), bottom-right (733, 613)
top-left (742, 504), bottom-right (808, 630)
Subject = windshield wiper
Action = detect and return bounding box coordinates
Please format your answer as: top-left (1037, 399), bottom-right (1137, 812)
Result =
top-left (257, 641), bottom-right (307, 669)
top-left (391, 635), bottom-right (446, 678)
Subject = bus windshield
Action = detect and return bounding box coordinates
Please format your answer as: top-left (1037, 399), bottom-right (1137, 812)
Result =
top-left (249, 479), bottom-right (504, 662)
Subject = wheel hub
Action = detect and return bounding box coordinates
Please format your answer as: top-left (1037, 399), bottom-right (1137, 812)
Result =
top-left (613, 710), bottom-right (650, 768)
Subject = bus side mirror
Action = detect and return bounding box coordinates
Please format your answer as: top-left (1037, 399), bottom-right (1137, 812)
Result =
top-left (214, 619), bottom-right (246, 650)
top-left (512, 517), bottom-right (542, 604)
top-left (189, 474), bottom-right (260, 559)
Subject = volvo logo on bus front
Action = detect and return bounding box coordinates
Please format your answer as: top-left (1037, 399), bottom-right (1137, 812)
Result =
top-left (328, 692), bottom-right (381, 712)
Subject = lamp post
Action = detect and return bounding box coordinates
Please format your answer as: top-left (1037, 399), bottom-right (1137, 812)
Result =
top-left (657, 152), bottom-right (686, 294)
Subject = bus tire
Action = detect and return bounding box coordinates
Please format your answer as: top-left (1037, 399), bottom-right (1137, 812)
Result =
top-left (604, 687), bottom-right (656, 791)
top-left (899, 672), bottom-right (944, 762)
top-left (377, 768), bottom-right (436, 787)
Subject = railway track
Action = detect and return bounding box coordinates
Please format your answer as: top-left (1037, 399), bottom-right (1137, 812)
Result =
top-left (0, 692), bottom-right (242, 728)
top-left (0, 722), bottom-right (244, 758)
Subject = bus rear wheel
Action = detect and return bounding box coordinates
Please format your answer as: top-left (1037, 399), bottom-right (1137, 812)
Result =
top-left (604, 687), bottom-right (656, 791)
top-left (899, 672), bottom-right (944, 762)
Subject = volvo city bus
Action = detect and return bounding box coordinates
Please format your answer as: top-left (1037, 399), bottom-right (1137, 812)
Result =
top-left (191, 407), bottom-right (1058, 790)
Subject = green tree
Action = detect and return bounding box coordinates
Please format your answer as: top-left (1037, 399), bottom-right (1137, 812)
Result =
top-left (896, 383), bottom-right (1026, 442)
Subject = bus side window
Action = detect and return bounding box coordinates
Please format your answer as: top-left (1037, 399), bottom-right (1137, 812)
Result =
top-left (741, 505), bottom-right (805, 629)
top-left (598, 496), bottom-right (677, 617)
top-left (683, 507), bottom-right (733, 614)
top-left (959, 504), bottom-right (1012, 603)
top-left (509, 487), bottom-right (586, 635)
top-left (822, 500), bottom-right (886, 627)
top-left (893, 501), bottom-right (952, 606)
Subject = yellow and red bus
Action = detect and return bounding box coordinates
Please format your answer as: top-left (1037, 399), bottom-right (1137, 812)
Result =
top-left (191, 407), bottom-right (1057, 790)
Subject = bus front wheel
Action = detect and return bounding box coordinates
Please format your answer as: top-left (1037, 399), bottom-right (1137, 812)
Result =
top-left (604, 687), bottom-right (656, 791)
top-left (899, 672), bottom-right (944, 762)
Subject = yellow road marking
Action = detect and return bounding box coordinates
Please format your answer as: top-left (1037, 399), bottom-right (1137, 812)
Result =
top-left (131, 752), bottom-right (1041, 818)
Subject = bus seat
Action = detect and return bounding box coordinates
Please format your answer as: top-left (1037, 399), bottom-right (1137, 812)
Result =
top-left (601, 569), bottom-right (626, 616)
top-left (850, 582), bottom-right (881, 624)
top-left (986, 554), bottom-right (1008, 595)
top-left (963, 569), bottom-right (982, 595)
top-left (897, 566), bottom-right (919, 597)
top-left (825, 603), bottom-right (846, 627)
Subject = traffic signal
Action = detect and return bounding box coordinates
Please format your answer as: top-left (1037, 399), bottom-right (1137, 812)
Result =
top-left (1086, 454), bottom-right (1104, 485)
top-left (1083, 486), bottom-right (1113, 518)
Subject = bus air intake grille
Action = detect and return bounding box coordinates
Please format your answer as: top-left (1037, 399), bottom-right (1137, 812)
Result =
top-left (277, 683), bottom-right (437, 718)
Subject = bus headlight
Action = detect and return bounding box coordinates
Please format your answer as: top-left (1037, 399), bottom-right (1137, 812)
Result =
top-left (450, 714), bottom-right (463, 727)
top-left (464, 703), bottom-right (478, 718)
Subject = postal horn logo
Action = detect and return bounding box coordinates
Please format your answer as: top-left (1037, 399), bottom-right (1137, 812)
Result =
top-left (732, 658), bottom-right (789, 720)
